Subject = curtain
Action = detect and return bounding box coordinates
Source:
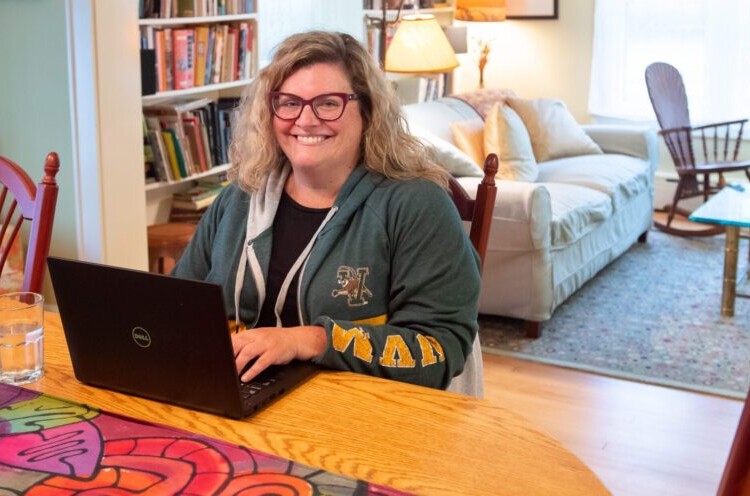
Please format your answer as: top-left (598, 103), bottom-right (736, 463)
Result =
top-left (588, 0), bottom-right (750, 123)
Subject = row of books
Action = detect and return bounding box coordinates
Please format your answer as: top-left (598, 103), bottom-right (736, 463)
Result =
top-left (143, 97), bottom-right (240, 184)
top-left (139, 22), bottom-right (256, 93)
top-left (140, 0), bottom-right (255, 19)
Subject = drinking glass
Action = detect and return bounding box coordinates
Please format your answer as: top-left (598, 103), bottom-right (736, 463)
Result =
top-left (0, 292), bottom-right (44, 384)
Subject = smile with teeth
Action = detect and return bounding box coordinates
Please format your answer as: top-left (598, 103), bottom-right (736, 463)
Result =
top-left (296, 135), bottom-right (329, 144)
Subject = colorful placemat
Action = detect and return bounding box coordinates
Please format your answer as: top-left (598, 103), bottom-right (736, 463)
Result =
top-left (0, 383), bottom-right (411, 495)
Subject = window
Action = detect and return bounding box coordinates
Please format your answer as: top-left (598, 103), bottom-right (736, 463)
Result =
top-left (588, 0), bottom-right (750, 123)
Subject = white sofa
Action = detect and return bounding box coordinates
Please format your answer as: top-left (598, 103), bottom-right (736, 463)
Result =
top-left (403, 91), bottom-right (660, 336)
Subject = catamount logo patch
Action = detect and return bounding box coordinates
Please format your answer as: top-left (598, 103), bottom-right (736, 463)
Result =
top-left (331, 266), bottom-right (372, 307)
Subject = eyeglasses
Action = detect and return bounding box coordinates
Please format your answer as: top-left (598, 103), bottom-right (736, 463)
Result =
top-left (269, 92), bottom-right (359, 121)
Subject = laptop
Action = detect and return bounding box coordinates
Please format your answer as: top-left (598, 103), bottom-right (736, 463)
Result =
top-left (47, 257), bottom-right (318, 419)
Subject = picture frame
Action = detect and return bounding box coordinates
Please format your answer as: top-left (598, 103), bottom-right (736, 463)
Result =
top-left (506, 0), bottom-right (558, 20)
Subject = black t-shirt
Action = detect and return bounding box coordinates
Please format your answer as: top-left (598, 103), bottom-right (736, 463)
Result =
top-left (256, 191), bottom-right (329, 327)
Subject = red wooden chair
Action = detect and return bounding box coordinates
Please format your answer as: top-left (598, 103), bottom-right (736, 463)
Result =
top-left (717, 389), bottom-right (750, 495)
top-left (0, 152), bottom-right (60, 293)
top-left (447, 153), bottom-right (498, 396)
top-left (448, 153), bottom-right (498, 270)
top-left (645, 62), bottom-right (750, 236)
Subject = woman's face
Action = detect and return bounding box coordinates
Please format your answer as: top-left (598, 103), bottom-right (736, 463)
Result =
top-left (272, 62), bottom-right (363, 175)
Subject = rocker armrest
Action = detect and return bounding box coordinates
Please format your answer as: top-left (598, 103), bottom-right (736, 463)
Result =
top-left (659, 119), bottom-right (749, 163)
top-left (690, 117), bottom-right (748, 132)
top-left (582, 124), bottom-right (660, 173)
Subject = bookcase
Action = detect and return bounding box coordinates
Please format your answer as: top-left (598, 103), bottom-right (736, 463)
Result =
top-left (63, 1), bottom-right (422, 272)
top-left (138, 5), bottom-right (259, 225)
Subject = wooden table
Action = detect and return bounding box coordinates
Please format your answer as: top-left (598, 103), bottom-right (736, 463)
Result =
top-left (689, 185), bottom-right (750, 316)
top-left (25, 312), bottom-right (609, 495)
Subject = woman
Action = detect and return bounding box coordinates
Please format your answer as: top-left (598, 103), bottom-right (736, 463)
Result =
top-left (172, 31), bottom-right (481, 393)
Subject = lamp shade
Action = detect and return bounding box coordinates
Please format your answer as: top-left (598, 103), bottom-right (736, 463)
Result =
top-left (455, 0), bottom-right (507, 21)
top-left (384, 15), bottom-right (459, 73)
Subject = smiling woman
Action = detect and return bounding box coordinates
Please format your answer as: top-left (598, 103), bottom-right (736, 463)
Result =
top-left (171, 31), bottom-right (485, 397)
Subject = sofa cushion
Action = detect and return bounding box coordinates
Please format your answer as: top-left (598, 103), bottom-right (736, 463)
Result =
top-left (410, 126), bottom-right (484, 177)
top-left (543, 183), bottom-right (613, 247)
top-left (450, 118), bottom-right (485, 166)
top-left (507, 97), bottom-right (603, 162)
top-left (536, 154), bottom-right (651, 210)
top-left (484, 103), bottom-right (538, 182)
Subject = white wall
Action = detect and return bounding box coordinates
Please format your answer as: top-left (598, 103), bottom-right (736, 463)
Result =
top-left (453, 0), bottom-right (596, 123)
top-left (258, 0), bottom-right (363, 65)
top-left (0, 1), bottom-right (78, 302)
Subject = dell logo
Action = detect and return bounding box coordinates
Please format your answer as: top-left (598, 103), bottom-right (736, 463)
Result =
top-left (132, 327), bottom-right (152, 348)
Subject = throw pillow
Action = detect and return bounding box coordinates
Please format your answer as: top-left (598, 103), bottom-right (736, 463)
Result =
top-left (507, 97), bottom-right (603, 163)
top-left (410, 126), bottom-right (484, 177)
top-left (484, 102), bottom-right (538, 182)
top-left (449, 118), bottom-right (485, 167)
top-left (450, 88), bottom-right (518, 119)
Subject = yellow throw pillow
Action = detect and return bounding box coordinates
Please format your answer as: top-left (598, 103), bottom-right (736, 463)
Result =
top-left (450, 118), bottom-right (485, 167)
top-left (507, 97), bottom-right (603, 163)
top-left (484, 103), bottom-right (538, 182)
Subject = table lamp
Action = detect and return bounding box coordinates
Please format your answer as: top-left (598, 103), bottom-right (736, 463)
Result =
top-left (454, 0), bottom-right (507, 88)
top-left (385, 14), bottom-right (459, 74)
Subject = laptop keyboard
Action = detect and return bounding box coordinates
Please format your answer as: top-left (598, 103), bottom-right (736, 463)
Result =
top-left (239, 367), bottom-right (280, 402)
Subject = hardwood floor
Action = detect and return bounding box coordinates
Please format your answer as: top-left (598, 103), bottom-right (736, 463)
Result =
top-left (481, 352), bottom-right (744, 496)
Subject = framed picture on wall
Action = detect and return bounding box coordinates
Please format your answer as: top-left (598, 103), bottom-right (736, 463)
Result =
top-left (507, 0), bottom-right (558, 19)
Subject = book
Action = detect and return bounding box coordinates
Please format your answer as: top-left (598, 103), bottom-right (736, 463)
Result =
top-left (147, 129), bottom-right (172, 182)
top-left (169, 206), bottom-right (208, 223)
top-left (172, 28), bottom-right (195, 90)
top-left (173, 180), bottom-right (226, 202)
top-left (182, 116), bottom-right (208, 172)
top-left (143, 116), bottom-right (157, 183)
top-left (211, 24), bottom-right (227, 84)
top-left (198, 116), bottom-right (215, 170)
top-left (154, 29), bottom-right (168, 92)
top-left (194, 25), bottom-right (210, 87)
top-left (204, 26), bottom-right (216, 85)
top-left (176, 0), bottom-right (194, 16)
top-left (172, 190), bottom-right (221, 210)
top-left (164, 28), bottom-right (174, 90)
top-left (160, 129), bottom-right (183, 179)
top-left (238, 23), bottom-right (247, 81)
top-left (215, 97), bottom-right (240, 165)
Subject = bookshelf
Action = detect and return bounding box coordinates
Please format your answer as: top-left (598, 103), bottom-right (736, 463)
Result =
top-left (138, 7), bottom-right (258, 225)
top-left (63, 1), bottom-right (412, 272)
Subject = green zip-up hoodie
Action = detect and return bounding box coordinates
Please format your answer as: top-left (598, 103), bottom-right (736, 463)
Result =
top-left (173, 164), bottom-right (480, 390)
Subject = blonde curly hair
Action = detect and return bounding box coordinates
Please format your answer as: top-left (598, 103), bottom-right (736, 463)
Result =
top-left (227, 30), bottom-right (449, 191)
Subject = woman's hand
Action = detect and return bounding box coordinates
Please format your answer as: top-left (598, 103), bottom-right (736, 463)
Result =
top-left (231, 325), bottom-right (327, 382)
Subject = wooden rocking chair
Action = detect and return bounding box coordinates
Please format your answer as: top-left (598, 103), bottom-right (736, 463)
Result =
top-left (644, 62), bottom-right (750, 236)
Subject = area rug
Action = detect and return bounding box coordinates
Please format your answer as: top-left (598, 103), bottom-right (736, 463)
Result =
top-left (479, 229), bottom-right (750, 399)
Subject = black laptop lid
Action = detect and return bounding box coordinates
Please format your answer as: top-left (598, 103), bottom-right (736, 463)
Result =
top-left (47, 257), bottom-right (245, 418)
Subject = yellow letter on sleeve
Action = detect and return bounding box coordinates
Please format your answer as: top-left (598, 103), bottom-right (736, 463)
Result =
top-left (379, 335), bottom-right (416, 368)
top-left (331, 323), bottom-right (374, 363)
top-left (416, 334), bottom-right (445, 366)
